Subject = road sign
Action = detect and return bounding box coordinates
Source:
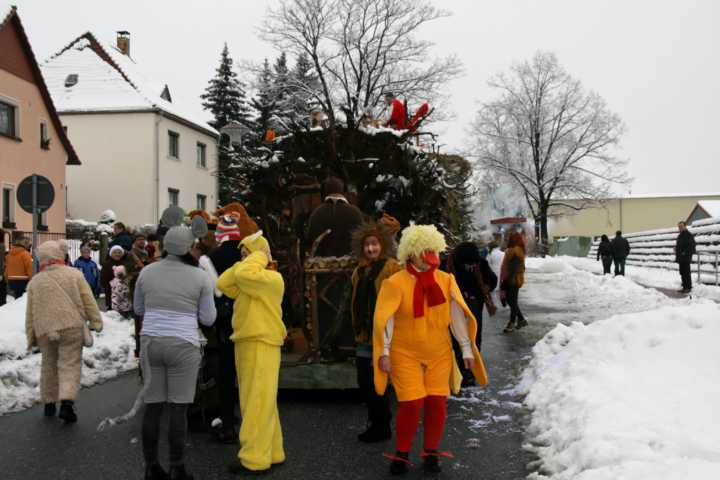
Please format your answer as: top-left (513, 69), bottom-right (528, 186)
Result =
top-left (17, 174), bottom-right (55, 214)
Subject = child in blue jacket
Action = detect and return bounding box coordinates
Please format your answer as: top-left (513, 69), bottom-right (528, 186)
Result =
top-left (73, 245), bottom-right (101, 296)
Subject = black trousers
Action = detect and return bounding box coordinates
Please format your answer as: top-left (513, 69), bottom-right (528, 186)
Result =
top-left (215, 311), bottom-right (237, 428)
top-left (7, 279), bottom-right (28, 298)
top-left (452, 296), bottom-right (484, 384)
top-left (0, 280), bottom-right (6, 306)
top-left (601, 256), bottom-right (613, 275)
top-left (356, 356), bottom-right (391, 426)
top-left (679, 260), bottom-right (692, 290)
top-left (613, 257), bottom-right (626, 276)
top-left (506, 287), bottom-right (525, 323)
top-left (143, 402), bottom-right (188, 467)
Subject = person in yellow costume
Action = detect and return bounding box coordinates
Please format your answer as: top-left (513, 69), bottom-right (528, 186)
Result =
top-left (373, 225), bottom-right (488, 475)
top-left (216, 231), bottom-right (287, 475)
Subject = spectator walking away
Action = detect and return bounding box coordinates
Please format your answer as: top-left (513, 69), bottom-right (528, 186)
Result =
top-left (446, 241), bottom-right (497, 384)
top-left (0, 228), bottom-right (7, 306)
top-left (217, 232), bottom-right (287, 475)
top-left (373, 225), bottom-right (487, 475)
top-left (101, 246), bottom-right (127, 310)
top-left (350, 221), bottom-right (402, 443)
top-left (500, 232), bottom-right (527, 333)
top-left (675, 221), bottom-right (696, 293)
top-left (610, 230), bottom-right (630, 276)
top-left (73, 245), bottom-right (101, 296)
top-left (110, 266), bottom-right (133, 319)
top-left (383, 92), bottom-right (407, 130)
top-left (109, 222), bottom-right (134, 251)
top-left (5, 235), bottom-right (33, 298)
top-left (487, 241), bottom-right (504, 309)
top-left (596, 235), bottom-right (613, 275)
top-left (134, 225), bottom-right (217, 480)
top-left (25, 241), bottom-right (103, 423)
top-left (207, 203), bottom-right (259, 444)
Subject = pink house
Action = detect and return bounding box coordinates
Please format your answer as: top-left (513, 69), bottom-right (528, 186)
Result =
top-left (0, 6), bottom-right (80, 241)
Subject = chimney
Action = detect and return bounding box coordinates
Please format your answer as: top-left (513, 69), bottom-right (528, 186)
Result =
top-left (116, 31), bottom-right (130, 56)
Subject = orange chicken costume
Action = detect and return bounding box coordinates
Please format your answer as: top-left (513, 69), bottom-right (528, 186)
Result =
top-left (372, 225), bottom-right (487, 474)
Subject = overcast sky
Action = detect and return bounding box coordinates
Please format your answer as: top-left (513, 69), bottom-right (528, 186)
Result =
top-left (8, 0), bottom-right (719, 195)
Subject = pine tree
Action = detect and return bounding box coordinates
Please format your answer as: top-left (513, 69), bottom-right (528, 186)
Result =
top-left (289, 52), bottom-right (321, 125)
top-left (201, 43), bottom-right (250, 130)
top-left (250, 59), bottom-right (278, 141)
top-left (272, 52), bottom-right (294, 132)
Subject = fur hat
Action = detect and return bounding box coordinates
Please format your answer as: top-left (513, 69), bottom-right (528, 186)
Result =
top-left (397, 224), bottom-right (447, 264)
top-left (240, 230), bottom-right (271, 259)
top-left (37, 241), bottom-right (64, 263)
top-left (351, 221), bottom-right (395, 260)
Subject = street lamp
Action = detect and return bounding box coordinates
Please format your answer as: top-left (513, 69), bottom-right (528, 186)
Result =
top-left (220, 121), bottom-right (247, 147)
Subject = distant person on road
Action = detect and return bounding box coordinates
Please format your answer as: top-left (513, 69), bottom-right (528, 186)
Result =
top-left (610, 230), bottom-right (630, 276)
top-left (500, 232), bottom-right (527, 333)
top-left (674, 221), bottom-right (696, 293)
top-left (5, 235), bottom-right (33, 298)
top-left (350, 221), bottom-right (402, 443)
top-left (26, 240), bottom-right (103, 423)
top-left (596, 235), bottom-right (613, 275)
top-left (134, 225), bottom-right (217, 480)
top-left (73, 245), bottom-right (101, 296)
top-left (217, 232), bottom-right (287, 475)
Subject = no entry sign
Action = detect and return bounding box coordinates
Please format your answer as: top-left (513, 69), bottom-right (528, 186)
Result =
top-left (17, 174), bottom-right (55, 214)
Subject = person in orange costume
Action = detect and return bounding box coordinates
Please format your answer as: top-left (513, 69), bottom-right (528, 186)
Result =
top-left (373, 225), bottom-right (488, 475)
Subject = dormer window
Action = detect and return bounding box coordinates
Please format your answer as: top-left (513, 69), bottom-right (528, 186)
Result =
top-left (65, 74), bottom-right (79, 87)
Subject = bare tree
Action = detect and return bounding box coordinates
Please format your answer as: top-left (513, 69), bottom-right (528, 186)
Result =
top-left (471, 51), bottom-right (629, 247)
top-left (260, 0), bottom-right (462, 128)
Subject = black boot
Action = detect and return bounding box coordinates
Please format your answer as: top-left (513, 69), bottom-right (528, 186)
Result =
top-left (58, 400), bottom-right (77, 423)
top-left (145, 463), bottom-right (169, 480)
top-left (422, 451), bottom-right (442, 474)
top-left (44, 403), bottom-right (56, 417)
top-left (169, 465), bottom-right (194, 480)
top-left (389, 451), bottom-right (410, 475)
top-left (358, 422), bottom-right (392, 443)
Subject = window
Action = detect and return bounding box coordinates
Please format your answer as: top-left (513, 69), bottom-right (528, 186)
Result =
top-left (196, 194), bottom-right (207, 211)
top-left (168, 188), bottom-right (179, 207)
top-left (2, 185), bottom-right (15, 228)
top-left (168, 131), bottom-right (179, 158)
top-left (0, 101), bottom-right (17, 138)
top-left (35, 210), bottom-right (48, 231)
top-left (196, 142), bottom-right (207, 169)
top-left (40, 121), bottom-right (50, 149)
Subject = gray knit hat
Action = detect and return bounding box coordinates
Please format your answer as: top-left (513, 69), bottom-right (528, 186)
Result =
top-left (163, 226), bottom-right (195, 256)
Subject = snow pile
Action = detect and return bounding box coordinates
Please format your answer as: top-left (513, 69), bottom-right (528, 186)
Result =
top-left (520, 302), bottom-right (720, 479)
top-left (0, 297), bottom-right (136, 415)
top-left (561, 255), bottom-right (720, 303)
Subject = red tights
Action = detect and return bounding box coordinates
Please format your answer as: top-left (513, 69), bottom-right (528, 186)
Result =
top-left (395, 395), bottom-right (447, 452)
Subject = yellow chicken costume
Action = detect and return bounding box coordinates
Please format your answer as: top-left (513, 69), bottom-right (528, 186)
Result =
top-left (216, 232), bottom-right (287, 473)
top-left (372, 225), bottom-right (488, 474)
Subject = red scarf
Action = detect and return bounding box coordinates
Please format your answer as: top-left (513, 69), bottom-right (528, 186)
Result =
top-left (39, 258), bottom-right (65, 271)
top-left (406, 263), bottom-right (446, 318)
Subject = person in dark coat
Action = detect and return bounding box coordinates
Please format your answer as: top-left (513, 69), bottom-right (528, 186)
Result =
top-left (610, 230), bottom-right (630, 276)
top-left (109, 222), bottom-right (134, 252)
top-left (596, 235), bottom-right (613, 275)
top-left (306, 177), bottom-right (363, 257)
top-left (207, 225), bottom-right (245, 443)
top-left (675, 221), bottom-right (696, 293)
top-left (446, 242), bottom-right (497, 386)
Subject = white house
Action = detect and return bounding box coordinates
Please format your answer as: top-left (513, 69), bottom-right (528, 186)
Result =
top-left (42, 31), bottom-right (218, 226)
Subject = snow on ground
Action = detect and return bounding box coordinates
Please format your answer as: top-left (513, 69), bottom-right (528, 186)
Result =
top-left (509, 257), bottom-right (720, 479)
top-left (0, 296), bottom-right (136, 415)
top-left (519, 301), bottom-right (720, 479)
top-left (559, 255), bottom-right (720, 302)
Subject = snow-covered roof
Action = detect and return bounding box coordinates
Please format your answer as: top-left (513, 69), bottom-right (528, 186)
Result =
top-left (42, 32), bottom-right (217, 138)
top-left (697, 200), bottom-right (720, 218)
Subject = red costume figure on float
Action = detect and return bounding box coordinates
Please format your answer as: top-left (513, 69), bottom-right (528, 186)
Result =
top-left (384, 93), bottom-right (407, 130)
